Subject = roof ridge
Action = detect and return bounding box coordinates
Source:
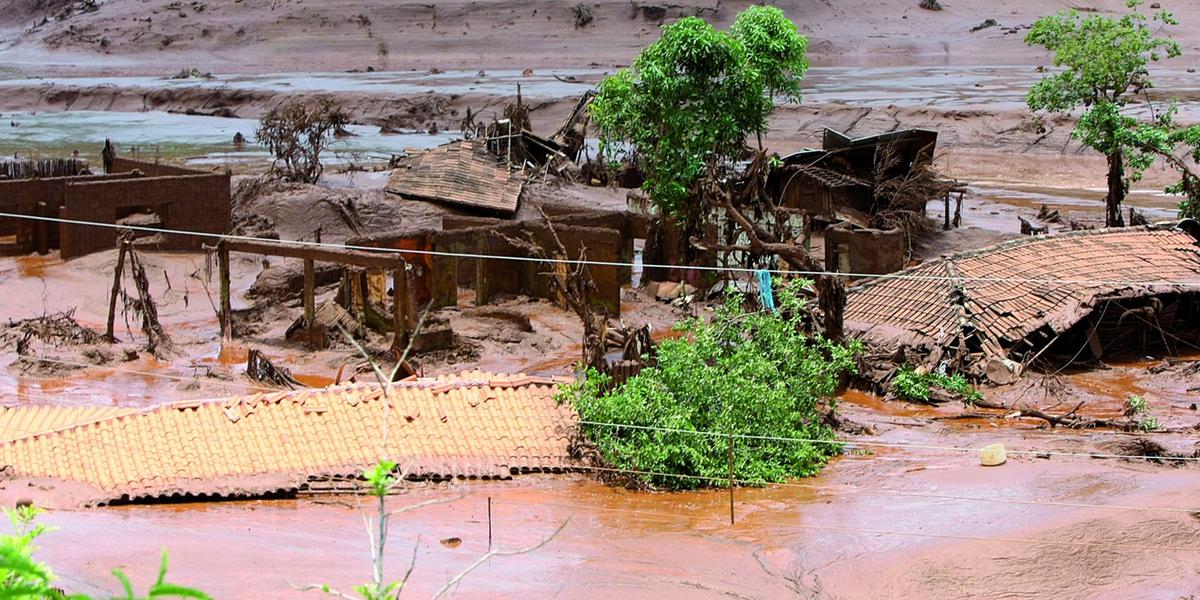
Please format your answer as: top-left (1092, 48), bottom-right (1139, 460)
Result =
top-left (0, 374), bottom-right (566, 446)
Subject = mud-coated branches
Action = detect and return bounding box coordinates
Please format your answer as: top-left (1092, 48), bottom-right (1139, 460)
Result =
top-left (257, 98), bottom-right (349, 184)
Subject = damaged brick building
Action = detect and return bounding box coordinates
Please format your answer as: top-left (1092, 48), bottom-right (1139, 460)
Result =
top-left (0, 155), bottom-right (231, 259)
top-left (845, 223), bottom-right (1200, 384)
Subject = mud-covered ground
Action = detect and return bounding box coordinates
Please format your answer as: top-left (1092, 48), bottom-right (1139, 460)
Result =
top-left (2, 0), bottom-right (1200, 598)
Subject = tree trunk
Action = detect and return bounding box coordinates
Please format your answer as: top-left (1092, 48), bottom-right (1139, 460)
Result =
top-left (1106, 149), bottom-right (1126, 228)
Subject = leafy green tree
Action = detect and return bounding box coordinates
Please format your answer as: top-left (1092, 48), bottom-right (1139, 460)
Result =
top-left (560, 281), bottom-right (858, 490)
top-left (590, 5), bottom-right (807, 218)
top-left (1125, 105), bottom-right (1200, 220)
top-left (1025, 0), bottom-right (1181, 227)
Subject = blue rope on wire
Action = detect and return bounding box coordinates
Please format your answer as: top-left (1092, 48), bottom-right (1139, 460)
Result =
top-left (756, 269), bottom-right (776, 313)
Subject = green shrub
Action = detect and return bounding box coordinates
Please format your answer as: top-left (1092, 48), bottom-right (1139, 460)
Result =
top-left (891, 365), bottom-right (982, 404)
top-left (560, 281), bottom-right (858, 490)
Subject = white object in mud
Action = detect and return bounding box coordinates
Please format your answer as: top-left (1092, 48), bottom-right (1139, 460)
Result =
top-left (980, 443), bottom-right (1007, 466)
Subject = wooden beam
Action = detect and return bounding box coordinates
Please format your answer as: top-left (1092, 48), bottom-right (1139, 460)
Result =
top-left (393, 266), bottom-right (409, 351)
top-left (105, 239), bottom-right (128, 342)
top-left (218, 244), bottom-right (232, 339)
top-left (221, 238), bottom-right (404, 271)
top-left (303, 258), bottom-right (315, 325)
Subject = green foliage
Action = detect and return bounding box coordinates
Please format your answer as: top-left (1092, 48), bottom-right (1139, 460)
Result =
top-left (363, 459), bottom-right (398, 499)
top-left (560, 281), bottom-right (858, 490)
top-left (1125, 394), bottom-right (1162, 431)
top-left (590, 6), bottom-right (806, 217)
top-left (2, 506), bottom-right (208, 600)
top-left (1025, 0), bottom-right (1182, 201)
top-left (1, 505), bottom-right (59, 599)
top-left (1124, 104), bottom-right (1200, 218)
top-left (110, 552), bottom-right (211, 599)
top-left (891, 366), bottom-right (982, 404)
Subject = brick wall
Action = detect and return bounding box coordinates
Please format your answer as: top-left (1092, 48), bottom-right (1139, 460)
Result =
top-left (60, 172), bottom-right (231, 259)
top-left (0, 173), bottom-right (141, 256)
top-left (108, 157), bottom-right (208, 177)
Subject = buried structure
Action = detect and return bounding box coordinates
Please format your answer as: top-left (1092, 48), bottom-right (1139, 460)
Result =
top-left (846, 223), bottom-right (1200, 385)
top-left (0, 371), bottom-right (576, 506)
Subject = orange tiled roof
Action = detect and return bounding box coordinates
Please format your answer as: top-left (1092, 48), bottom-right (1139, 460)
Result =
top-left (385, 140), bottom-right (524, 215)
top-left (0, 371), bottom-right (577, 502)
top-left (845, 226), bottom-right (1200, 354)
top-left (0, 405), bottom-right (134, 443)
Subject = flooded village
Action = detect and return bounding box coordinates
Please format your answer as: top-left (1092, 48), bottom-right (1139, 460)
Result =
top-left (1, 1), bottom-right (1199, 598)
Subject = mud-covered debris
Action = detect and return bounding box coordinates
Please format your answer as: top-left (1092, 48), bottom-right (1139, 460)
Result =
top-left (246, 349), bottom-right (306, 389)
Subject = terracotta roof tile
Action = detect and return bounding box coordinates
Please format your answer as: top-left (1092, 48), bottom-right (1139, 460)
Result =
top-left (0, 405), bottom-right (134, 443)
top-left (385, 141), bottom-right (524, 215)
top-left (845, 226), bottom-right (1200, 354)
top-left (0, 372), bottom-right (577, 502)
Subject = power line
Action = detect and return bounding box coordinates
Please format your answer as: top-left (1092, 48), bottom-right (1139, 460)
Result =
top-left (572, 464), bottom-right (1200, 515)
top-left (533, 499), bottom-right (1200, 553)
top-left (4, 359), bottom-right (1198, 515)
top-left (576, 420), bottom-right (1200, 462)
top-left (5, 353), bottom-right (1196, 465)
top-left (3, 211), bottom-right (1200, 287)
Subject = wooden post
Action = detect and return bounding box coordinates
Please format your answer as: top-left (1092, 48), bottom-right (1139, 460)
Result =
top-left (392, 262), bottom-right (409, 351)
top-left (35, 201), bottom-right (48, 255)
top-left (474, 244), bottom-right (489, 307)
top-left (303, 258), bottom-right (315, 325)
top-left (218, 243), bottom-right (232, 339)
top-left (487, 496), bottom-right (493, 550)
top-left (953, 191), bottom-right (964, 228)
top-left (727, 434), bottom-right (735, 525)
top-left (105, 239), bottom-right (128, 342)
top-left (943, 192), bottom-right (951, 230)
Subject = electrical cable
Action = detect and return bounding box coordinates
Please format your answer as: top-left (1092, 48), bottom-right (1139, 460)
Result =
top-left (531, 499), bottom-right (1200, 553)
top-left (4, 211), bottom-right (1200, 287)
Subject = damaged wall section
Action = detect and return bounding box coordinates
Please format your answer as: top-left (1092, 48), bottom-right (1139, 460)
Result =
top-left (353, 206), bottom-right (635, 315)
top-left (0, 156), bottom-right (231, 259)
top-left (844, 224), bottom-right (1200, 383)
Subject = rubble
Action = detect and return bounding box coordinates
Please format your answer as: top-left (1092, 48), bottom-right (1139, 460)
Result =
top-left (846, 224), bottom-right (1200, 384)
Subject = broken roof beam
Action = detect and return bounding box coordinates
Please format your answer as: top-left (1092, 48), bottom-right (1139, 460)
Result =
top-left (219, 238), bottom-right (406, 270)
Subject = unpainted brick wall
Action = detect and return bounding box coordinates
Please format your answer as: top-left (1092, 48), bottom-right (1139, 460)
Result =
top-left (108, 157), bottom-right (208, 177)
top-left (60, 172), bottom-right (231, 259)
top-left (0, 173), bottom-right (142, 255)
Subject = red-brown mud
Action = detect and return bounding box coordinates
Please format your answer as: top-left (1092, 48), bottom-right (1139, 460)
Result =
top-left (33, 459), bottom-right (1200, 599)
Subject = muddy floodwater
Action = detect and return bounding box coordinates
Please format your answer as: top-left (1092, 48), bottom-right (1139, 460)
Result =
top-left (0, 110), bottom-right (456, 166)
top-left (35, 458), bottom-right (1200, 599)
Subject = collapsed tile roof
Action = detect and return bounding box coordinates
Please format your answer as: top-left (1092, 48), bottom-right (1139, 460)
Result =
top-left (845, 225), bottom-right (1200, 372)
top-left (385, 140), bottom-right (524, 215)
top-left (0, 372), bottom-right (577, 503)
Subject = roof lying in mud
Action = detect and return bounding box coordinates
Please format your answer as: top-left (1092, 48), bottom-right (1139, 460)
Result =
top-left (845, 224), bottom-right (1200, 377)
top-left (385, 140), bottom-right (524, 215)
top-left (0, 371), bottom-right (576, 503)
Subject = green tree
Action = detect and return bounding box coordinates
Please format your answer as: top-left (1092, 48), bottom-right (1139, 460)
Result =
top-left (1025, 0), bottom-right (1181, 227)
top-left (559, 282), bottom-right (858, 490)
top-left (1125, 105), bottom-right (1200, 220)
top-left (590, 5), bottom-right (807, 218)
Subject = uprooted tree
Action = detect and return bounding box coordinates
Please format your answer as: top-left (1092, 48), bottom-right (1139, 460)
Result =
top-left (559, 281), bottom-right (859, 490)
top-left (256, 98), bottom-right (350, 184)
top-left (588, 6), bottom-right (854, 336)
top-left (1025, 0), bottom-right (1184, 227)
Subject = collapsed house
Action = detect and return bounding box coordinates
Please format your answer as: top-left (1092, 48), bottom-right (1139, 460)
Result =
top-left (351, 205), bottom-right (640, 316)
top-left (0, 155), bottom-right (231, 259)
top-left (385, 140), bottom-right (526, 217)
top-left (845, 223), bottom-right (1200, 384)
top-left (0, 372), bottom-right (577, 504)
top-left (769, 127), bottom-right (942, 276)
